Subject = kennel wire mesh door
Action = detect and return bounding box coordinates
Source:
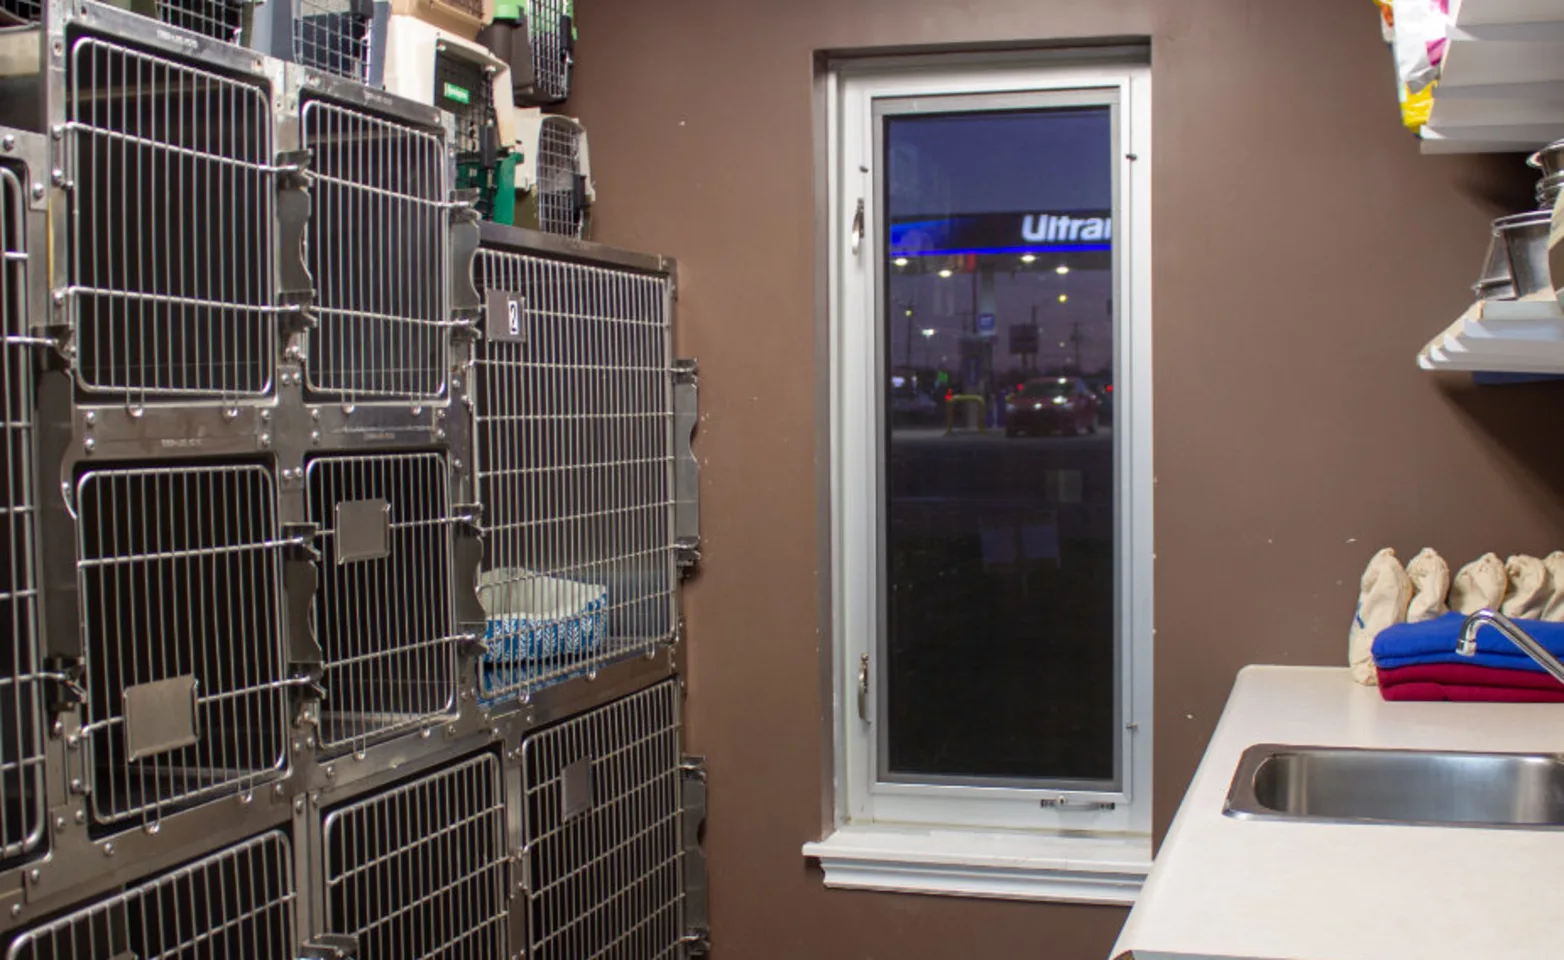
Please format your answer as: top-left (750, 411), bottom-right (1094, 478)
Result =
top-left (519, 679), bottom-right (684, 959)
top-left (300, 98), bottom-right (451, 401)
top-left (74, 464), bottom-right (292, 825)
top-left (65, 36), bottom-right (280, 401)
top-left (525, 0), bottom-right (571, 103)
top-left (536, 115), bottom-right (587, 238)
top-left (472, 241), bottom-right (678, 704)
top-left (293, 0), bottom-right (379, 84)
top-left (0, 162), bottom-right (43, 868)
top-left (321, 752), bottom-right (509, 957)
top-left (305, 452), bottom-right (460, 748)
top-left (4, 831), bottom-right (296, 958)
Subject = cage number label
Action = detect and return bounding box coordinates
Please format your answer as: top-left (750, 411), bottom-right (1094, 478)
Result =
top-left (486, 290), bottom-right (527, 343)
top-left (442, 81), bottom-right (472, 105)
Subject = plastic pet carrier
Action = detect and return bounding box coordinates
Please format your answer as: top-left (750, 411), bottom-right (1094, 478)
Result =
top-left (480, 0), bottom-right (572, 106)
top-left (504, 109), bottom-right (593, 237)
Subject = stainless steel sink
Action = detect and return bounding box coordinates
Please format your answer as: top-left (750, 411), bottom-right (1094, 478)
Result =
top-left (1224, 744), bottom-right (1564, 828)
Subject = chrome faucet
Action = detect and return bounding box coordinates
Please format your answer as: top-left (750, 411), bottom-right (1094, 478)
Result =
top-left (1458, 608), bottom-right (1564, 686)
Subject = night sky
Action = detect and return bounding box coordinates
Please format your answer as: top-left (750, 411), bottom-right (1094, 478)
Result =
top-left (885, 107), bottom-right (1115, 376)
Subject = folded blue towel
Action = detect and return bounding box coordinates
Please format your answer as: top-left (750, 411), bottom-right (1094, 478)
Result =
top-left (1371, 611), bottom-right (1564, 673)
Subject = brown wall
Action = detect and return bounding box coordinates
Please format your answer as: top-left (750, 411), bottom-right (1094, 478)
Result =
top-left (568, 1), bottom-right (1564, 957)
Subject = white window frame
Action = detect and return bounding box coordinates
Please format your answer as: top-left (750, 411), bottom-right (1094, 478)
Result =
top-left (805, 54), bottom-right (1154, 905)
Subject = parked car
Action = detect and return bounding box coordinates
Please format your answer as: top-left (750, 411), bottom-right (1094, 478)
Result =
top-left (1004, 377), bottom-right (1100, 437)
top-left (890, 382), bottom-right (940, 425)
top-left (1083, 377), bottom-right (1113, 426)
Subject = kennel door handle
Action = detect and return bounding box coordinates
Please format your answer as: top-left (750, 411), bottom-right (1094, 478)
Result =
top-left (857, 654), bottom-right (870, 723)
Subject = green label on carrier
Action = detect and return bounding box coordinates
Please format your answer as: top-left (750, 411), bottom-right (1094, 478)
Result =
top-left (442, 82), bottom-right (472, 105)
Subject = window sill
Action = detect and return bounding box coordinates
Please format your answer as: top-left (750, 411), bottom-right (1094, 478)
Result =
top-left (802, 825), bottom-right (1151, 906)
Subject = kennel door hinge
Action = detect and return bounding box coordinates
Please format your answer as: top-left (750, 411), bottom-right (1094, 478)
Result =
top-left (510, 848), bottom-right (531, 896)
top-left (681, 930), bottom-right (711, 958)
top-left (299, 934), bottom-right (359, 960)
top-left (673, 358), bottom-right (700, 577)
top-left (680, 753), bottom-right (710, 952)
top-left (41, 656), bottom-right (86, 710)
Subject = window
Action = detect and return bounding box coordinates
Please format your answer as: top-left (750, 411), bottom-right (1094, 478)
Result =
top-left (805, 52), bottom-right (1153, 904)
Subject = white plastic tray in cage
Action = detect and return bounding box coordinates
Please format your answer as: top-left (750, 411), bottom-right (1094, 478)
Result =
top-left (383, 14), bottom-right (518, 145)
top-left (479, 568), bottom-right (606, 662)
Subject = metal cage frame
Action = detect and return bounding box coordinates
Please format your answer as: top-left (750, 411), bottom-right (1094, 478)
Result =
top-left (469, 222), bottom-right (697, 708)
top-left (517, 678), bottom-right (688, 959)
top-left (0, 133), bottom-right (47, 877)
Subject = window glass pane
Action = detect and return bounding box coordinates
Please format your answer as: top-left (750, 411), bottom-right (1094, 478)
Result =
top-left (881, 106), bottom-right (1117, 784)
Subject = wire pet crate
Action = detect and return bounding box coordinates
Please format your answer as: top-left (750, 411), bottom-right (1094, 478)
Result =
top-left (0, 158), bottom-right (43, 868)
top-left (299, 97), bottom-right (450, 401)
top-left (472, 238), bottom-right (678, 704)
top-left (305, 452), bottom-right (460, 748)
top-left (8, 0), bottom-right (251, 36)
top-left (511, 110), bottom-right (593, 238)
top-left (74, 464), bottom-right (292, 825)
top-left (321, 752), bottom-right (508, 957)
top-left (65, 35), bottom-right (280, 402)
top-left (3, 831), bottom-right (296, 958)
top-left (519, 680), bottom-right (684, 959)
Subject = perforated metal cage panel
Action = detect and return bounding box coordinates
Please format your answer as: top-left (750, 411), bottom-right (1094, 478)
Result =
top-left (75, 464), bottom-right (290, 825)
top-left (5, 831), bottom-right (296, 959)
top-left (520, 680), bottom-right (684, 959)
top-left (527, 0), bottom-right (571, 102)
top-left (306, 452), bottom-right (459, 748)
top-left (537, 117), bottom-right (585, 239)
top-left (293, 0), bottom-right (374, 83)
top-left (435, 51), bottom-right (496, 158)
top-left (323, 752), bottom-right (509, 958)
top-left (0, 165), bottom-right (42, 867)
top-left (300, 100), bottom-right (450, 400)
top-left (473, 249), bottom-right (676, 704)
top-left (153, 0), bottom-right (248, 42)
top-left (67, 37), bottom-right (278, 400)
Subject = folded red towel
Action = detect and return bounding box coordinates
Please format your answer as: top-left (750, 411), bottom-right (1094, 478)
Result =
top-left (1380, 682), bottom-right (1564, 703)
top-left (1377, 662), bottom-right (1564, 691)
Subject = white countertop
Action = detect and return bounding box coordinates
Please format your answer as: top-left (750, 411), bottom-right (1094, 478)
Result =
top-left (1112, 665), bottom-right (1564, 960)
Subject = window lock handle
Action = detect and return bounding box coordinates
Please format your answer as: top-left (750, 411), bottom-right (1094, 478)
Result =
top-left (857, 653), bottom-right (870, 722)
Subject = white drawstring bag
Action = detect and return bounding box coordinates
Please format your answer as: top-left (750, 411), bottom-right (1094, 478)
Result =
top-left (1450, 553), bottom-right (1506, 615)
top-left (1349, 548), bottom-right (1412, 685)
top-left (1405, 548), bottom-right (1449, 623)
top-left (1543, 552), bottom-right (1564, 621)
top-left (1502, 555), bottom-right (1552, 619)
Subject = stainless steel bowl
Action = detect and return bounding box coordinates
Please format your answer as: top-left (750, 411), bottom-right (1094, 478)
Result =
top-left (1474, 226), bottom-right (1516, 300)
top-left (1529, 140), bottom-right (1564, 178)
top-left (1496, 210), bottom-right (1554, 297)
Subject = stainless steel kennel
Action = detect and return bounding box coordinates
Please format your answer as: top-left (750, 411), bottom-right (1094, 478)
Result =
top-left (0, 9), bottom-right (704, 954)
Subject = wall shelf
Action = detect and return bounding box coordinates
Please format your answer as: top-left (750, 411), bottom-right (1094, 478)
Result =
top-left (1418, 297), bottom-right (1564, 371)
top-left (1416, 0), bottom-right (1564, 153)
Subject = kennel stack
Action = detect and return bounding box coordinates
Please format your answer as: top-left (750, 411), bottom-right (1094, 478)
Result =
top-left (0, 2), bottom-right (706, 957)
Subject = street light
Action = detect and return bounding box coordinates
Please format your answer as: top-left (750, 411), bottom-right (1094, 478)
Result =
top-left (921, 328), bottom-right (935, 338)
top-left (893, 257), bottom-right (908, 267)
top-left (938, 268), bottom-right (953, 278)
top-left (1056, 264), bottom-right (1070, 275)
top-left (1058, 293), bottom-right (1068, 303)
top-left (1020, 253), bottom-right (1036, 264)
